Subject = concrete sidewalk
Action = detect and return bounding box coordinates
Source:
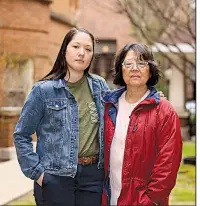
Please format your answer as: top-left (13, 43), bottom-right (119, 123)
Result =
top-left (0, 159), bottom-right (33, 205)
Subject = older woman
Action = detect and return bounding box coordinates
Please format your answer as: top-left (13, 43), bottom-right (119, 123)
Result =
top-left (103, 43), bottom-right (182, 206)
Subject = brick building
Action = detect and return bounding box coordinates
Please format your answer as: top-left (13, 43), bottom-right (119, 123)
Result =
top-left (0, 0), bottom-right (79, 159)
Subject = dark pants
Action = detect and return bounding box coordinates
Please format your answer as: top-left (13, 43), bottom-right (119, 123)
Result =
top-left (34, 163), bottom-right (104, 206)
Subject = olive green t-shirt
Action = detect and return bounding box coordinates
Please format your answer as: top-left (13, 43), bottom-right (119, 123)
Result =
top-left (67, 75), bottom-right (100, 157)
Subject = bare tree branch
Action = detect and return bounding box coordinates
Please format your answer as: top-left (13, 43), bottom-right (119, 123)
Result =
top-left (116, 0), bottom-right (195, 81)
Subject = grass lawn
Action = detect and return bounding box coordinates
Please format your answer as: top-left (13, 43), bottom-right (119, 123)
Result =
top-left (169, 141), bottom-right (196, 205)
top-left (7, 141), bottom-right (195, 205)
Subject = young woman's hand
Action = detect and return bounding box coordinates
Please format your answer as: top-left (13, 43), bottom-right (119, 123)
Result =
top-left (37, 173), bottom-right (44, 187)
top-left (158, 91), bottom-right (167, 99)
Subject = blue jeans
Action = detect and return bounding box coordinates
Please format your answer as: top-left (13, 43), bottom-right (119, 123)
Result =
top-left (34, 163), bottom-right (104, 206)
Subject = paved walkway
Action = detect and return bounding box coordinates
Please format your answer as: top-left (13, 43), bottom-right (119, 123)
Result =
top-left (0, 159), bottom-right (33, 205)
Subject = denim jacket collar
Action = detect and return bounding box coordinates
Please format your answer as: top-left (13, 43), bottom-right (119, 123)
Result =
top-left (53, 79), bottom-right (66, 89)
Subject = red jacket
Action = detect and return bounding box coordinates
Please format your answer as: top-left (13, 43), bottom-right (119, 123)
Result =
top-left (102, 87), bottom-right (182, 206)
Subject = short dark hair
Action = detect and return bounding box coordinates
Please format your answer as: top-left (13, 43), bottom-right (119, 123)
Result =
top-left (113, 43), bottom-right (161, 87)
top-left (40, 28), bottom-right (95, 81)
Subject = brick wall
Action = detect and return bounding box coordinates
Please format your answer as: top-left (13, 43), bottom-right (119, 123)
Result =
top-left (0, 0), bottom-right (79, 150)
top-left (50, 0), bottom-right (79, 23)
top-left (0, 109), bottom-right (21, 148)
top-left (0, 0), bottom-right (51, 104)
top-left (0, 0), bottom-right (50, 56)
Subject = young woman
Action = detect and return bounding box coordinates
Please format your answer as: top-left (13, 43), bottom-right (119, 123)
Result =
top-left (103, 43), bottom-right (182, 206)
top-left (14, 28), bottom-right (110, 206)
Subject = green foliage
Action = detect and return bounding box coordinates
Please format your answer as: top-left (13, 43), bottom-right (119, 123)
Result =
top-left (170, 141), bottom-right (195, 205)
top-left (182, 141), bottom-right (196, 157)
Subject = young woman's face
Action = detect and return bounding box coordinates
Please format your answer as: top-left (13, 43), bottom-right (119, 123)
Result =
top-left (122, 50), bottom-right (150, 87)
top-left (66, 32), bottom-right (93, 73)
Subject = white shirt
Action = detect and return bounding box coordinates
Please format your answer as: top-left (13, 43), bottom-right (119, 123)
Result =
top-left (109, 90), bottom-right (150, 205)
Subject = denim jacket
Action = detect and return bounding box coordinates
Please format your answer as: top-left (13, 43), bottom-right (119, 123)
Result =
top-left (13, 74), bottom-right (110, 181)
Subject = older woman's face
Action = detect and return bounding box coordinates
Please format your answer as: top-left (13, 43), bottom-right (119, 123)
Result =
top-left (122, 50), bottom-right (150, 87)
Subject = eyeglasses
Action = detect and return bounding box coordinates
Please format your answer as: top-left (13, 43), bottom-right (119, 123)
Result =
top-left (122, 61), bottom-right (149, 69)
